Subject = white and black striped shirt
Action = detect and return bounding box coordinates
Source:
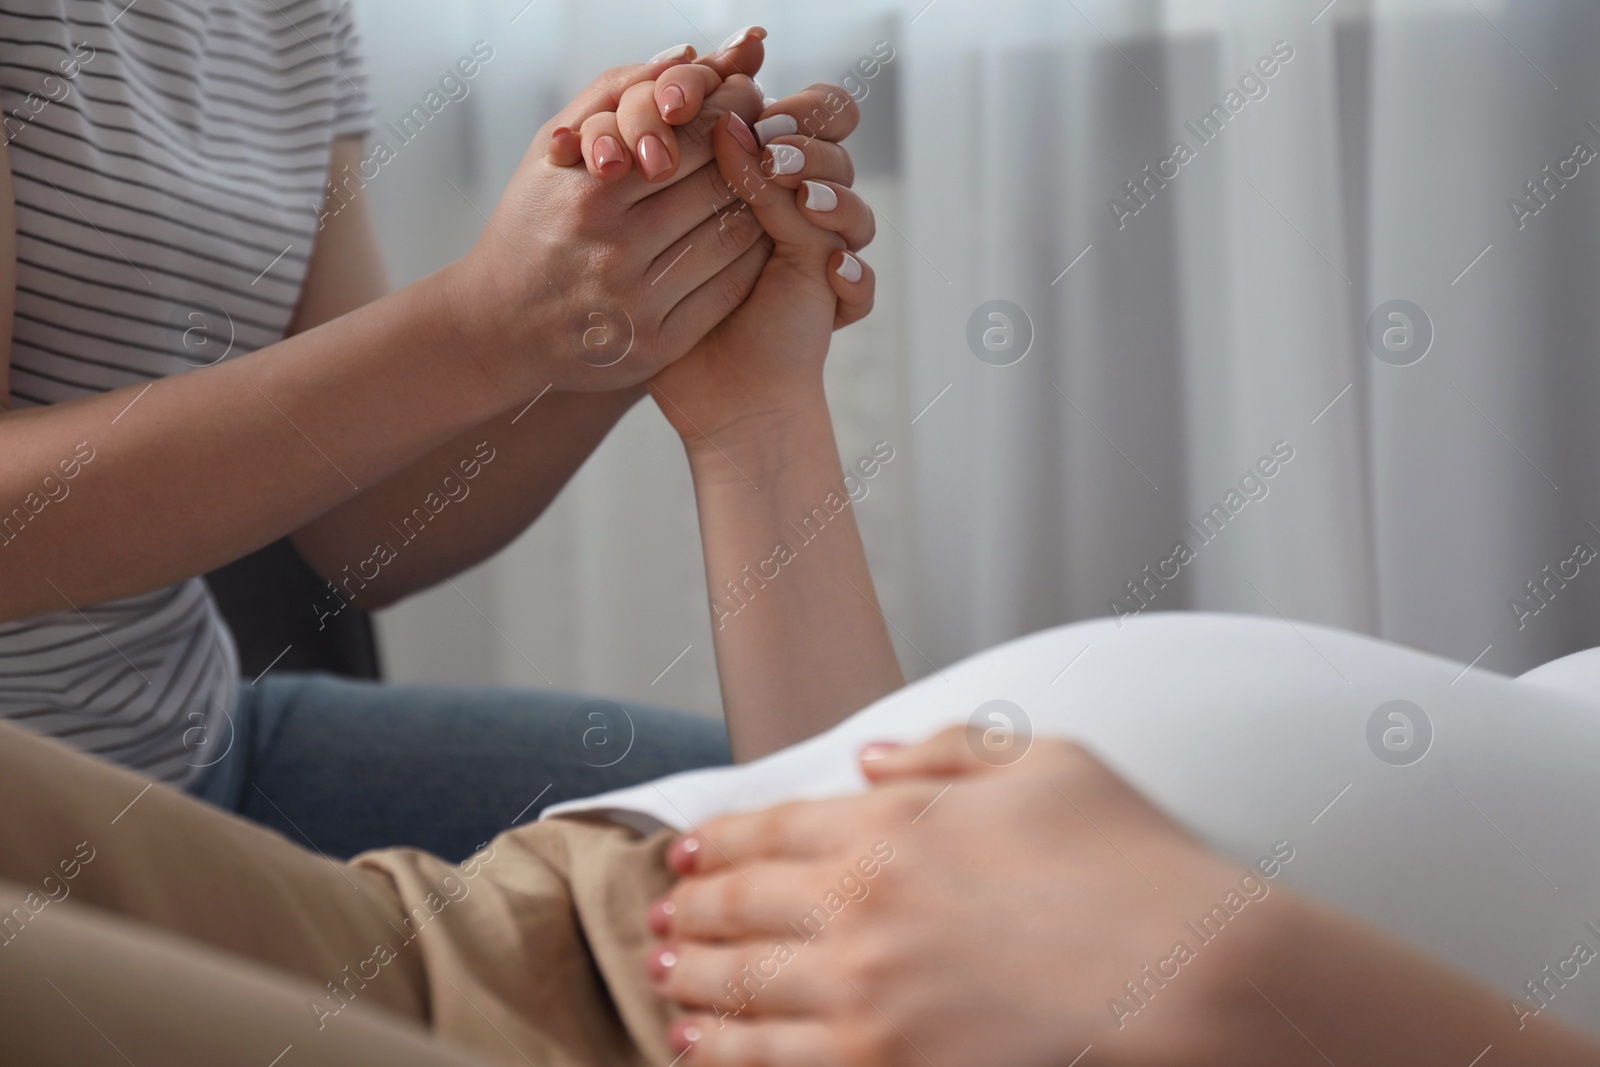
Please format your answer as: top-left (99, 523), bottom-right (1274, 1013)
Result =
top-left (1, 0), bottom-right (371, 783)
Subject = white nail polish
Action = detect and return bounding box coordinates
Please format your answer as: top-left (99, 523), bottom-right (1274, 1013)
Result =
top-left (837, 253), bottom-right (863, 283)
top-left (803, 180), bottom-right (838, 211)
top-left (720, 26), bottom-right (757, 52)
top-left (648, 43), bottom-right (693, 64)
top-left (766, 144), bottom-right (805, 176)
top-left (763, 96), bottom-right (778, 108)
top-left (754, 114), bottom-right (799, 147)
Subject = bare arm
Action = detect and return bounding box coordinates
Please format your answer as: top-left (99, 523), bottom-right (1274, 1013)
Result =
top-left (685, 411), bottom-right (903, 759)
top-left (1250, 892), bottom-right (1598, 1066)
top-left (282, 140), bottom-right (646, 609)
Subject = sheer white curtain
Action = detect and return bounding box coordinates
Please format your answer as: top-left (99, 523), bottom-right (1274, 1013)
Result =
top-left (358, 0), bottom-right (1600, 715)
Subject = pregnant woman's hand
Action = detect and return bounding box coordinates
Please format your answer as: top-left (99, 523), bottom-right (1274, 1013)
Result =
top-left (646, 729), bottom-right (1259, 1067)
top-left (646, 87), bottom-right (877, 450)
top-left (443, 35), bottom-right (775, 397)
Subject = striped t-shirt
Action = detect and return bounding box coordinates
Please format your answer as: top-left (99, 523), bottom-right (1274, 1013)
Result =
top-left (1, 0), bottom-right (372, 784)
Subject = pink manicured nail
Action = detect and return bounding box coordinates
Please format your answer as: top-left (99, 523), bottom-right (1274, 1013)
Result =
top-left (670, 1021), bottom-right (705, 1053)
top-left (660, 85), bottom-right (687, 120)
top-left (859, 741), bottom-right (903, 762)
top-left (647, 898), bottom-right (677, 936)
top-left (638, 135), bottom-right (671, 180)
top-left (647, 945), bottom-right (679, 981)
top-left (727, 113), bottom-right (759, 155)
top-left (593, 135), bottom-right (625, 174)
top-left (668, 835), bottom-right (703, 874)
top-left (548, 125), bottom-right (578, 162)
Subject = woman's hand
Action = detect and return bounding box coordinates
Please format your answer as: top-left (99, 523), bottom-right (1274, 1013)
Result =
top-left (646, 729), bottom-right (1256, 1066)
top-left (648, 87), bottom-right (877, 449)
top-left (442, 36), bottom-right (775, 398)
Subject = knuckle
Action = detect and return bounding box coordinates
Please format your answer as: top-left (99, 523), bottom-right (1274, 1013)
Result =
top-left (570, 191), bottom-right (613, 228)
top-left (720, 74), bottom-right (762, 105)
top-left (601, 66), bottom-right (635, 95)
top-left (833, 147), bottom-right (858, 186)
top-left (795, 104), bottom-right (836, 141)
top-left (858, 215), bottom-right (877, 249)
top-left (581, 239), bottom-right (627, 282)
top-left (715, 874), bottom-right (752, 926)
top-left (798, 83), bottom-right (858, 136)
top-left (714, 205), bottom-right (757, 254)
top-left (703, 169), bottom-right (738, 211)
top-left (751, 804), bottom-right (793, 850)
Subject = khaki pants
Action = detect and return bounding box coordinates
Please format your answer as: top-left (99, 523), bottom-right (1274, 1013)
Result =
top-left (0, 719), bottom-right (675, 1066)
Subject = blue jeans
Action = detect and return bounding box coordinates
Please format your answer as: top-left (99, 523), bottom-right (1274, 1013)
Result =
top-left (188, 674), bottom-right (730, 862)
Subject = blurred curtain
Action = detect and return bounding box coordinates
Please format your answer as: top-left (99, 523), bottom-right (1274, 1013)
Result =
top-left (357, 0), bottom-right (1600, 715)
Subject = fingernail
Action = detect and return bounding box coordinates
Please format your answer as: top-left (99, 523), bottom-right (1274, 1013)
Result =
top-left (638, 134), bottom-right (671, 180)
top-left (727, 113), bottom-right (759, 154)
top-left (670, 1021), bottom-right (704, 1053)
top-left (754, 114), bottom-right (798, 147)
top-left (719, 25), bottom-right (764, 52)
top-left (765, 144), bottom-right (805, 176)
top-left (593, 135), bottom-right (626, 174)
top-left (764, 96), bottom-right (779, 108)
top-left (549, 125), bottom-right (577, 159)
top-left (859, 740), bottom-right (902, 761)
top-left (660, 85), bottom-right (687, 120)
top-left (649, 43), bottom-right (694, 64)
top-left (668, 835), bottom-right (702, 873)
top-left (647, 945), bottom-right (679, 981)
top-left (802, 180), bottom-right (838, 212)
top-left (837, 253), bottom-right (864, 283)
top-left (647, 898), bottom-right (677, 936)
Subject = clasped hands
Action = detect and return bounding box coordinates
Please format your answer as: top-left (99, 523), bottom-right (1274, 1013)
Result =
top-left (448, 28), bottom-right (876, 454)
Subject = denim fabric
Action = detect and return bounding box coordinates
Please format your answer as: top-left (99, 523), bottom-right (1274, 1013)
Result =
top-left (189, 673), bottom-right (729, 861)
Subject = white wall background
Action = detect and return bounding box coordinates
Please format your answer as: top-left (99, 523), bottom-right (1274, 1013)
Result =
top-left (354, 0), bottom-right (1600, 717)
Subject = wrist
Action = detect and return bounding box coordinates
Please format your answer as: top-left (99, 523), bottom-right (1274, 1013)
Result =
top-left (435, 253), bottom-right (553, 400)
top-left (680, 392), bottom-right (836, 486)
top-left (1173, 878), bottom-right (1314, 1066)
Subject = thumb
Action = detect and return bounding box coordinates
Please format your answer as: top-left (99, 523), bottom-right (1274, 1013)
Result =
top-left (859, 726), bottom-right (1005, 784)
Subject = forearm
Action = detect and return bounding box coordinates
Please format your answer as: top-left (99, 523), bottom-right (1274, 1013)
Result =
top-left (293, 387), bottom-right (645, 607)
top-left (0, 266), bottom-right (520, 621)
top-left (1224, 893), bottom-right (1600, 1065)
top-left (685, 398), bottom-right (903, 761)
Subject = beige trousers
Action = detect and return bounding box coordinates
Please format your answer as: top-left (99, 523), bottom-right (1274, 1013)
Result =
top-left (0, 718), bottom-right (677, 1066)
